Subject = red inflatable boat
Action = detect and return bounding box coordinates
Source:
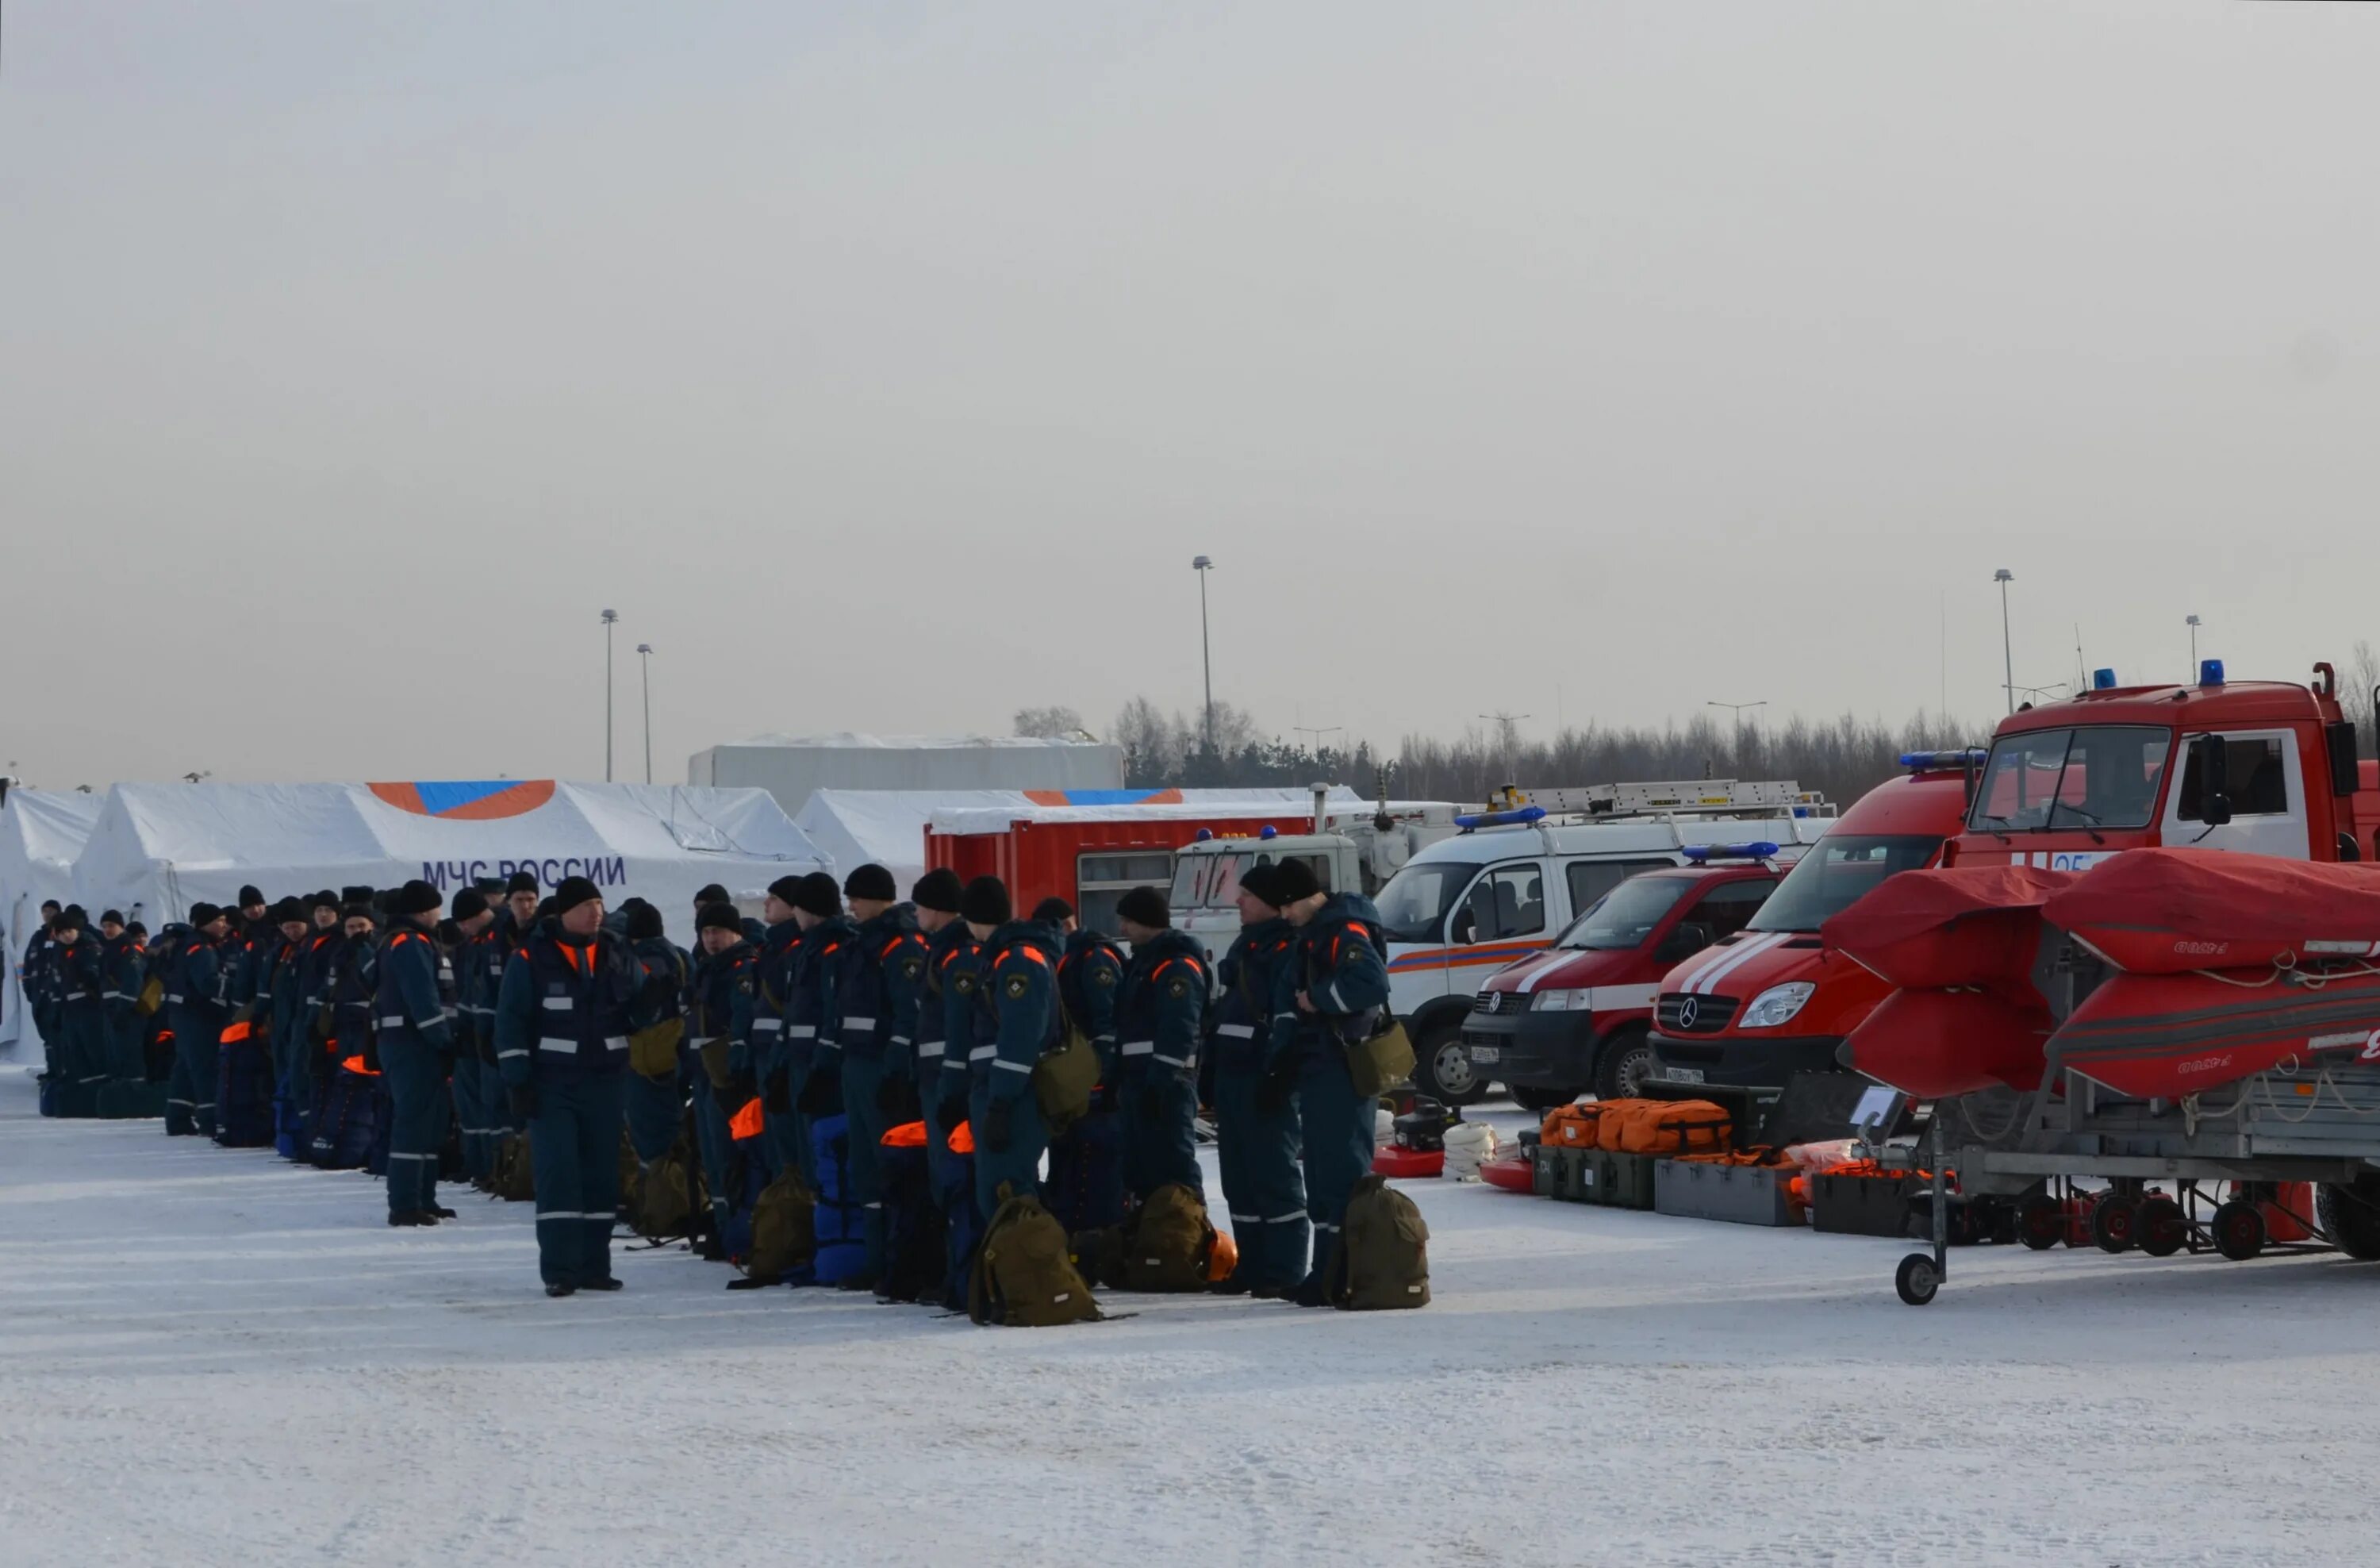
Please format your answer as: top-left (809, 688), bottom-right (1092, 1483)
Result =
top-left (2045, 850), bottom-right (2380, 975)
top-left (2050, 965), bottom-right (2380, 1099)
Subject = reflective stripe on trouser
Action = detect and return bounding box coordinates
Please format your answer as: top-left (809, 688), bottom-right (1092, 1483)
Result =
top-left (1297, 1053), bottom-right (1376, 1288)
top-left (382, 1033), bottom-right (445, 1216)
top-left (840, 1052), bottom-right (889, 1278)
top-left (450, 1041), bottom-right (491, 1180)
top-left (1212, 1064), bottom-right (1309, 1289)
top-left (969, 1083), bottom-right (1048, 1224)
top-left (167, 1010), bottom-right (221, 1136)
top-left (1122, 1069), bottom-right (1204, 1204)
top-left (528, 1071), bottom-right (626, 1288)
top-left (624, 1065), bottom-right (684, 1166)
top-left (690, 1074), bottom-right (734, 1233)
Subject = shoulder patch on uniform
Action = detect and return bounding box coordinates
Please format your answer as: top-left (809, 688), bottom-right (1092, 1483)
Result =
top-left (1169, 977), bottom-right (1189, 997)
top-left (1004, 974), bottom-right (1031, 1000)
top-left (954, 972), bottom-right (977, 996)
top-left (901, 955), bottom-right (923, 982)
top-left (1091, 967), bottom-right (1116, 986)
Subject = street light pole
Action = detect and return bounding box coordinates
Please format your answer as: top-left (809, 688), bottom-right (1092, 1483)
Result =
top-left (2186, 613), bottom-right (2202, 679)
top-left (1192, 555), bottom-right (1215, 757)
top-left (635, 644), bottom-right (654, 785)
top-left (601, 609), bottom-right (618, 782)
top-left (1994, 569), bottom-right (2016, 716)
top-left (1707, 700), bottom-right (1768, 755)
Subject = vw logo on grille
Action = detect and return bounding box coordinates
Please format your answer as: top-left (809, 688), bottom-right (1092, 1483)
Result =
top-left (1676, 995), bottom-right (1701, 1030)
top-left (1483, 992), bottom-right (1503, 1015)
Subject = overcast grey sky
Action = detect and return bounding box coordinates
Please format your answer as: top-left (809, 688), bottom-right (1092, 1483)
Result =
top-left (5, 1), bottom-right (2378, 788)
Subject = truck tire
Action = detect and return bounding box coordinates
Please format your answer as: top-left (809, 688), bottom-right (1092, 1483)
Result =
top-left (2317, 1180), bottom-right (2380, 1261)
top-left (1593, 1025), bottom-right (1655, 1101)
top-left (1414, 1017), bottom-right (1481, 1106)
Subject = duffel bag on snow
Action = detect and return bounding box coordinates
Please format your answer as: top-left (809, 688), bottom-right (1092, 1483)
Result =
top-left (307, 1071), bottom-right (386, 1170)
top-left (1031, 1020), bottom-right (1102, 1139)
top-left (970, 1185), bottom-right (1102, 1328)
top-left (1610, 1098), bottom-right (1732, 1156)
top-left (740, 1168), bottom-right (818, 1286)
top-left (809, 1113), bottom-right (867, 1285)
top-left (213, 1020), bottom-right (276, 1148)
top-left (1324, 1174), bottom-right (1430, 1310)
top-left (1119, 1182), bottom-right (1219, 1292)
top-left (630, 1140), bottom-right (707, 1245)
top-left (1541, 1102), bottom-right (1601, 1147)
top-left (1345, 1016), bottom-right (1417, 1099)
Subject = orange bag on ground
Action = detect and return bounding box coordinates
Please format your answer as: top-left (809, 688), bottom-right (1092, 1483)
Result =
top-left (1594, 1099), bottom-right (1651, 1151)
top-left (1615, 1100), bottom-right (1732, 1156)
top-left (1541, 1104), bottom-right (1603, 1147)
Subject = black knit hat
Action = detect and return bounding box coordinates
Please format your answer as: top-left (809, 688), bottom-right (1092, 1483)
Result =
top-left (1237, 863), bottom-right (1284, 909)
top-left (53, 905), bottom-right (87, 932)
top-left (1031, 897), bottom-right (1075, 926)
top-left (695, 882), bottom-right (731, 907)
top-left (341, 903), bottom-right (376, 925)
top-left (911, 867), bottom-right (964, 914)
top-left (451, 889), bottom-right (489, 921)
top-left (795, 872), bottom-right (843, 919)
top-left (1115, 886), bottom-right (1170, 930)
top-left (624, 901), bottom-right (666, 941)
top-left (551, 876), bottom-right (602, 916)
top-left (390, 879), bottom-right (443, 917)
top-left (1270, 858), bottom-right (1321, 905)
top-left (238, 885), bottom-right (265, 909)
top-left (312, 889), bottom-right (340, 912)
top-left (843, 863), bottom-right (898, 903)
top-left (505, 870), bottom-right (539, 896)
top-left (102, 909), bottom-right (126, 927)
top-left (697, 901), bottom-right (745, 934)
top-left (270, 897), bottom-right (305, 924)
top-left (961, 875), bottom-right (1012, 927)
top-left (188, 902), bottom-right (223, 928)
top-left (127, 920), bottom-right (146, 939)
top-left (766, 874), bottom-right (806, 906)
top-left (474, 876), bottom-right (508, 897)
top-left (341, 885), bottom-right (376, 906)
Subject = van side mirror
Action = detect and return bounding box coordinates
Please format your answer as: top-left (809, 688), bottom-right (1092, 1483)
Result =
top-left (1656, 921), bottom-right (1715, 963)
top-left (2192, 734), bottom-right (2233, 826)
top-left (2328, 719), bottom-right (2360, 798)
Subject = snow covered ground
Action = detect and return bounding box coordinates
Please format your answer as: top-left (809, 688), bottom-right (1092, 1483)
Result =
top-left (3, 1049), bottom-right (2374, 1568)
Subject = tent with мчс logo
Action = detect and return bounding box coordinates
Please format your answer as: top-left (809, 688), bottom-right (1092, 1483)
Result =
top-left (69, 780), bottom-right (829, 948)
top-left (1, 788), bottom-right (106, 1052)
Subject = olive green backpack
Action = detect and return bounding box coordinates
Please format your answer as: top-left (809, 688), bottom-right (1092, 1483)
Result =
top-left (970, 1185), bottom-right (1103, 1327)
top-left (1117, 1182), bottom-right (1218, 1293)
top-left (1033, 1020), bottom-right (1101, 1138)
top-left (491, 1131), bottom-right (536, 1202)
top-left (1323, 1174), bottom-right (1431, 1310)
top-left (741, 1170), bottom-right (818, 1286)
top-left (630, 1143), bottom-right (706, 1245)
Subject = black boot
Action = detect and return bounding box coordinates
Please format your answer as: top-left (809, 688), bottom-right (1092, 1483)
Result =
top-left (388, 1210), bottom-right (437, 1228)
top-left (1291, 1273), bottom-right (1329, 1308)
top-left (428, 1205), bottom-right (458, 1220)
top-left (582, 1277), bottom-right (624, 1292)
top-left (545, 1282), bottom-right (578, 1297)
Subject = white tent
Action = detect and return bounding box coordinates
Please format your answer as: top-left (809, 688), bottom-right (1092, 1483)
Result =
top-left (71, 780), bottom-right (828, 947)
top-left (1, 790), bottom-right (106, 1051)
top-left (793, 790), bottom-right (1048, 901)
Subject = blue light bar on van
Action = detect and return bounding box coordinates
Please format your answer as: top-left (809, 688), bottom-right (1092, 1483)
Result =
top-left (1258, 825), bottom-right (1277, 839)
top-left (1453, 805), bottom-right (1547, 830)
top-left (1682, 841), bottom-right (1780, 863)
top-left (2093, 667), bottom-right (2117, 690)
top-left (1900, 749), bottom-right (1989, 771)
top-left (1193, 828), bottom-right (1214, 842)
top-left (2201, 659), bottom-right (2225, 686)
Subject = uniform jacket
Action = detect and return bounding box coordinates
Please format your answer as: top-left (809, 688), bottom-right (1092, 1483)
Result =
top-left (972, 919), bottom-right (1065, 1107)
top-left (492, 917), bottom-right (645, 1086)
top-left (1269, 894), bottom-right (1392, 1069)
top-left (1116, 928), bottom-right (1208, 1078)
top-left (373, 920), bottom-right (455, 1051)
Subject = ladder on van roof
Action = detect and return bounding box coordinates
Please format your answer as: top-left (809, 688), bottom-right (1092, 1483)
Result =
top-left (1503, 779), bottom-right (1833, 819)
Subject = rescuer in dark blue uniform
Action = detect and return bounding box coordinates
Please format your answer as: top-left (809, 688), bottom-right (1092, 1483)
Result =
top-left (375, 881), bottom-right (455, 1226)
top-left (48, 907), bottom-right (105, 1103)
top-left (444, 887), bottom-right (498, 1183)
top-left (167, 903), bottom-right (233, 1137)
top-left (965, 878), bottom-right (1063, 1220)
top-left (685, 901), bottom-right (755, 1252)
top-left (1113, 886), bottom-right (1208, 1203)
top-left (814, 863), bottom-right (925, 1290)
top-left (787, 872), bottom-right (856, 1176)
top-left (493, 875), bottom-right (646, 1297)
top-left (98, 909), bottom-right (151, 1089)
top-left (1268, 858), bottom-right (1393, 1306)
top-left (1207, 864), bottom-right (1307, 1295)
top-left (620, 898), bottom-right (691, 1170)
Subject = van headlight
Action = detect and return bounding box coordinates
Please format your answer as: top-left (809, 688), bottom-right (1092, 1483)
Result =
top-left (1535, 989), bottom-right (1592, 1012)
top-left (1738, 982), bottom-right (1815, 1029)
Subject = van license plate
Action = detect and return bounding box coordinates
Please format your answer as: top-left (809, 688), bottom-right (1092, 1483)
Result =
top-left (1466, 1045), bottom-right (1499, 1065)
top-left (1660, 1066), bottom-right (1705, 1085)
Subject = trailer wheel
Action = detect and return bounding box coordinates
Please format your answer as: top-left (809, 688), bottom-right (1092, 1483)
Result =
top-left (2211, 1201), bottom-right (2266, 1262)
top-left (2017, 1195), bottom-right (2063, 1251)
top-left (2090, 1194), bottom-right (2139, 1255)
top-left (1894, 1252), bottom-right (1940, 1307)
top-left (2136, 1195), bottom-right (2187, 1258)
top-left (2316, 1182), bottom-right (2380, 1260)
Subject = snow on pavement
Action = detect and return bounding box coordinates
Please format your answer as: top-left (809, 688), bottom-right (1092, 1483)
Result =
top-left (2, 1056), bottom-right (2373, 1568)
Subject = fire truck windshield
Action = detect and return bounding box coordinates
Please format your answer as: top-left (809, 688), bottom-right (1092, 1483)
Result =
top-left (1967, 724), bottom-right (2172, 833)
top-left (1746, 836), bottom-right (1942, 932)
top-left (1170, 851), bottom-right (1250, 911)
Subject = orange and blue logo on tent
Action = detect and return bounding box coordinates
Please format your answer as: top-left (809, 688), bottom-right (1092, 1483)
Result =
top-left (367, 780), bottom-right (558, 820)
top-left (1022, 788), bottom-right (1187, 807)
